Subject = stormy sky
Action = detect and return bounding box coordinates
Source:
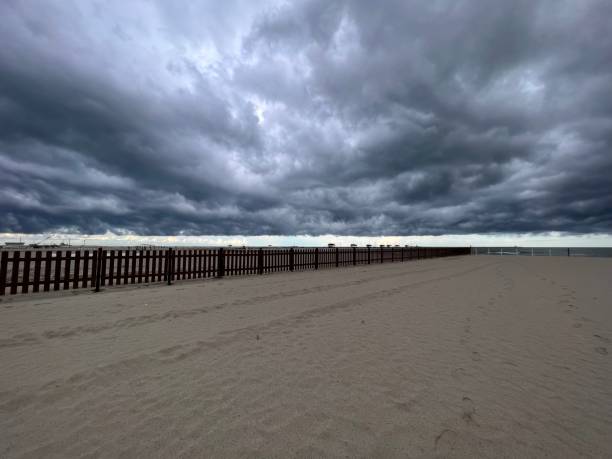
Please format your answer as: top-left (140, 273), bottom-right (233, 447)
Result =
top-left (1, 0), bottom-right (611, 238)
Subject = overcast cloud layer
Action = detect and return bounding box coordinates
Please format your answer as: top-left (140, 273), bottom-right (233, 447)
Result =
top-left (1, 0), bottom-right (611, 236)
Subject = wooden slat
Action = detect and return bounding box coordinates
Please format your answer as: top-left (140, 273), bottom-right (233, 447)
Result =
top-left (10, 251), bottom-right (20, 295)
top-left (21, 251), bottom-right (31, 294)
top-left (81, 251), bottom-right (90, 288)
top-left (0, 251), bottom-right (8, 296)
top-left (145, 250), bottom-right (150, 283)
top-left (150, 249), bottom-right (158, 282)
top-left (164, 249), bottom-right (170, 283)
top-left (100, 250), bottom-right (107, 287)
top-left (115, 250), bottom-right (122, 285)
top-left (43, 251), bottom-right (52, 291)
top-left (150, 250), bottom-right (156, 282)
top-left (62, 250), bottom-right (71, 290)
top-left (124, 250), bottom-right (130, 284)
top-left (94, 248), bottom-right (102, 292)
top-left (172, 249), bottom-right (177, 282)
top-left (53, 250), bottom-right (62, 291)
top-left (131, 250), bottom-right (137, 284)
top-left (137, 249), bottom-right (144, 283)
top-left (32, 251), bottom-right (42, 293)
top-left (72, 251), bottom-right (80, 289)
top-left (171, 249), bottom-right (177, 280)
top-left (157, 250), bottom-right (164, 282)
top-left (108, 250), bottom-right (115, 286)
top-left (92, 249), bottom-right (99, 290)
top-left (20, 251), bottom-right (31, 294)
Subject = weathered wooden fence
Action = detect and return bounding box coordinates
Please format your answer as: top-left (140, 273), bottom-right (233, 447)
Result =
top-left (0, 246), bottom-right (470, 296)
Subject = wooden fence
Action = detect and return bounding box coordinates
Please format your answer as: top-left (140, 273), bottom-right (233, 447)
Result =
top-left (0, 246), bottom-right (470, 296)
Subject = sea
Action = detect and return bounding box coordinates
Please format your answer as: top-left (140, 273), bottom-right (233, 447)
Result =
top-left (472, 247), bottom-right (612, 257)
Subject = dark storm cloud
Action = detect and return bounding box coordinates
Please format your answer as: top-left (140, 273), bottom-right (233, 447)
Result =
top-left (1, 0), bottom-right (611, 236)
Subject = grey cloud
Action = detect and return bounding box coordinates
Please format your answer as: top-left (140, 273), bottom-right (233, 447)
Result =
top-left (1, 0), bottom-right (611, 236)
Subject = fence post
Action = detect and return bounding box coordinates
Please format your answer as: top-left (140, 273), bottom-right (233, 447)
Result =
top-left (257, 248), bottom-right (263, 274)
top-left (380, 246), bottom-right (383, 263)
top-left (95, 247), bottom-right (102, 292)
top-left (352, 246), bottom-right (356, 266)
top-left (335, 247), bottom-right (339, 268)
top-left (314, 248), bottom-right (319, 270)
top-left (217, 248), bottom-right (225, 278)
top-left (367, 246), bottom-right (371, 264)
top-left (289, 247), bottom-right (295, 272)
top-left (401, 247), bottom-right (404, 262)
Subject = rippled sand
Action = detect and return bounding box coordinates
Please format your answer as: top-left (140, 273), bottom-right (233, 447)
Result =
top-left (1, 256), bottom-right (611, 458)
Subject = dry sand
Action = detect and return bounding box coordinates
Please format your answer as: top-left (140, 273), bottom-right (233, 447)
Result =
top-left (1, 255), bottom-right (611, 458)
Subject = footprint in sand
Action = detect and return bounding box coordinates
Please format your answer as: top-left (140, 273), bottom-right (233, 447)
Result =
top-left (452, 367), bottom-right (467, 380)
top-left (572, 323), bottom-right (583, 328)
top-left (471, 351), bottom-right (481, 361)
top-left (595, 347), bottom-right (608, 355)
top-left (461, 396), bottom-right (477, 425)
top-left (593, 334), bottom-right (610, 343)
top-left (393, 400), bottom-right (415, 412)
top-left (434, 429), bottom-right (458, 454)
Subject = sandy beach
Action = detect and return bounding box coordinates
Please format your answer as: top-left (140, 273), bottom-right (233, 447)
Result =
top-left (1, 255), bottom-right (611, 458)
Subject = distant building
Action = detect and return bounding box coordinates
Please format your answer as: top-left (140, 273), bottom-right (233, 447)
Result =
top-left (328, 243), bottom-right (335, 248)
top-left (350, 244), bottom-right (357, 247)
top-left (4, 242), bottom-right (25, 247)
